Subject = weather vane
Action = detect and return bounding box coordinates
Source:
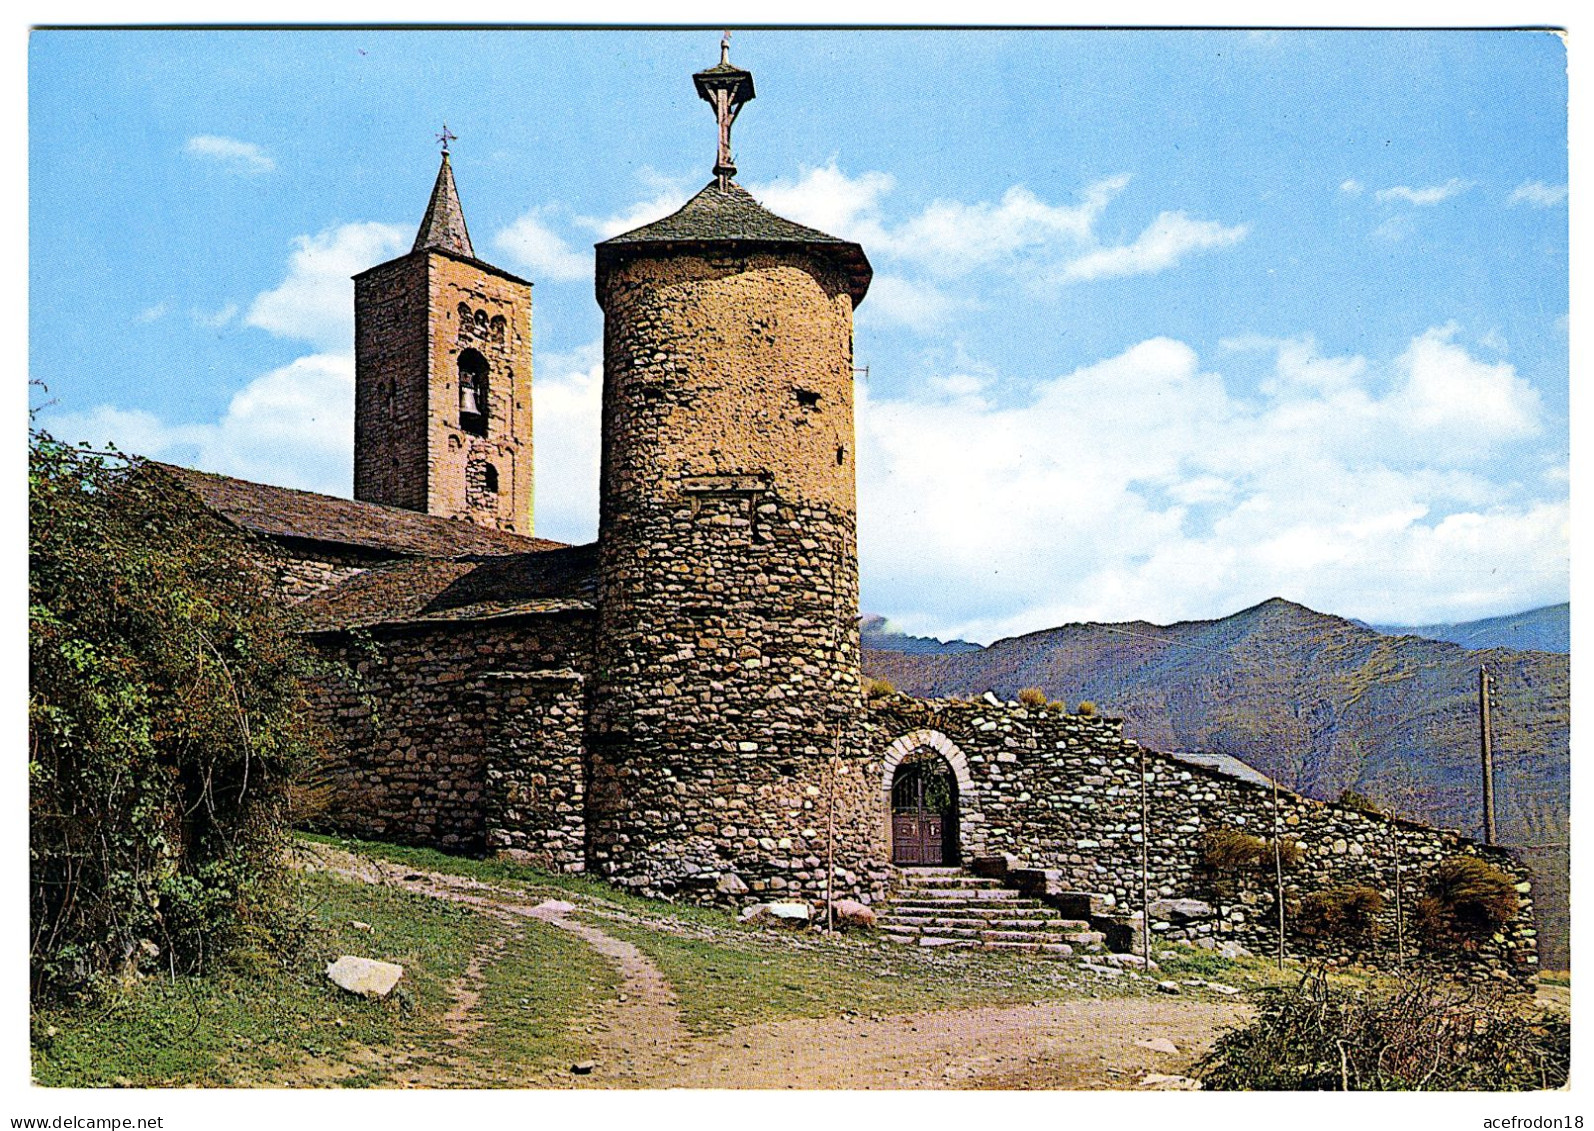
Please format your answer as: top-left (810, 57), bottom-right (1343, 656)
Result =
top-left (436, 124), bottom-right (457, 154)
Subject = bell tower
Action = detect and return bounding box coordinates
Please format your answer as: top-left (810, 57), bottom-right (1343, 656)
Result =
top-left (352, 135), bottom-right (535, 533)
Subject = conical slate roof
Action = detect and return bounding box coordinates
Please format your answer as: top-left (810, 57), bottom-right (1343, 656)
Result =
top-left (412, 152), bottom-right (475, 258)
top-left (597, 181), bottom-right (871, 304)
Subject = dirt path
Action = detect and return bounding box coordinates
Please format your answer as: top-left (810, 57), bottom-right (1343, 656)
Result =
top-left (300, 846), bottom-right (1245, 1089)
top-left (302, 844), bottom-right (690, 1086)
top-left (629, 996), bottom-right (1243, 1089)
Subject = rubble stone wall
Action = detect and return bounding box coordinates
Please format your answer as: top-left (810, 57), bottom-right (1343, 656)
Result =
top-left (865, 695), bottom-right (1537, 987)
top-left (305, 614), bottom-right (593, 852)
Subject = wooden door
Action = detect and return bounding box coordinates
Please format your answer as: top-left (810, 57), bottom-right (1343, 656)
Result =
top-left (891, 760), bottom-right (953, 865)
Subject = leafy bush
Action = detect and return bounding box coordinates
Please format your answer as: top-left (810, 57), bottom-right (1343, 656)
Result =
top-left (1016, 687), bottom-right (1047, 707)
top-left (1075, 700), bottom-right (1097, 716)
top-left (1413, 856), bottom-right (1520, 947)
top-left (863, 676), bottom-right (895, 700)
top-left (1044, 700), bottom-right (1066, 714)
top-left (29, 435), bottom-right (325, 995)
top-left (1296, 886), bottom-right (1384, 941)
top-left (1196, 968), bottom-right (1567, 1090)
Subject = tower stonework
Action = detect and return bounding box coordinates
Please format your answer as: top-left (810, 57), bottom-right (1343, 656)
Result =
top-left (353, 152), bottom-right (535, 533)
top-left (585, 47), bottom-right (887, 899)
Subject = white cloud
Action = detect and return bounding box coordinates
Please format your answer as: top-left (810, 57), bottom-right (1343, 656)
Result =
top-left (1375, 178), bottom-right (1474, 205)
top-left (1507, 180), bottom-right (1567, 207)
top-left (1339, 179), bottom-right (1364, 195)
top-left (135, 302), bottom-right (168, 324)
top-left (41, 353), bottom-right (354, 496)
top-left (530, 342), bottom-right (603, 544)
top-left (245, 222), bottom-right (407, 351)
top-left (856, 329), bottom-right (1559, 642)
top-left (580, 169), bottom-right (692, 239)
top-left (1058, 212), bottom-right (1249, 283)
top-left (184, 134), bottom-right (275, 174)
top-left (493, 209), bottom-right (590, 282)
top-left (191, 302), bottom-right (239, 329)
top-left (861, 275), bottom-right (962, 332)
top-left (749, 163), bottom-right (896, 240)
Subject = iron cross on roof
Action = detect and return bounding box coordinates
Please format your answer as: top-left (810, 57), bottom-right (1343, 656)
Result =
top-left (693, 34), bottom-right (756, 190)
top-left (436, 124), bottom-right (457, 153)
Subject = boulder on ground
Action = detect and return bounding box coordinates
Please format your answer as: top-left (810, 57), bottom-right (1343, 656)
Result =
top-left (534, 899), bottom-right (576, 916)
top-left (1147, 898), bottom-right (1214, 924)
top-left (828, 899), bottom-right (876, 929)
top-left (1217, 940), bottom-right (1252, 959)
top-left (325, 955), bottom-right (404, 998)
top-left (766, 901), bottom-right (811, 922)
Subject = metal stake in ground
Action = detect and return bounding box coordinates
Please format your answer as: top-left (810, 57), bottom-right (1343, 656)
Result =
top-left (1272, 775), bottom-right (1286, 970)
top-left (1139, 743), bottom-right (1151, 966)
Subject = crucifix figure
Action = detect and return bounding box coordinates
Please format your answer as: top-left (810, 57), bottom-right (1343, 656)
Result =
top-left (436, 124), bottom-right (457, 153)
top-left (693, 35), bottom-right (756, 190)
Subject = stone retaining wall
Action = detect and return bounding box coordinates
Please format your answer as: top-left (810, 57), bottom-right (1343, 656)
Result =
top-left (865, 694), bottom-right (1537, 987)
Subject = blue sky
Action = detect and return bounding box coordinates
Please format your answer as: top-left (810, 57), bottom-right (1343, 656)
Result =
top-left (29, 28), bottom-right (1569, 643)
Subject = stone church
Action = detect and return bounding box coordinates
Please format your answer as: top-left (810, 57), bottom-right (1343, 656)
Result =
top-left (160, 44), bottom-right (1536, 982)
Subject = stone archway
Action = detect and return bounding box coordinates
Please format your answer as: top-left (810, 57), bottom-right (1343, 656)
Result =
top-left (882, 730), bottom-right (973, 866)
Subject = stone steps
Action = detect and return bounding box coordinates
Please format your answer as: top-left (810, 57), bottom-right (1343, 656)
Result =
top-left (875, 868), bottom-right (1106, 956)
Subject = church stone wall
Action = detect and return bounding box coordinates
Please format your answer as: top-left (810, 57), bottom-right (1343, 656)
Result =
top-left (305, 614), bottom-right (593, 852)
top-left (865, 696), bottom-right (1538, 987)
top-left (586, 251), bottom-right (881, 898)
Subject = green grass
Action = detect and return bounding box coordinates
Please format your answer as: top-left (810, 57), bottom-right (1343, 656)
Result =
top-left (32, 862), bottom-right (613, 1088)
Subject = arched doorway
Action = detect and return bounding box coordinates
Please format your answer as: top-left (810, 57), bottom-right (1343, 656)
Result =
top-left (890, 752), bottom-right (959, 866)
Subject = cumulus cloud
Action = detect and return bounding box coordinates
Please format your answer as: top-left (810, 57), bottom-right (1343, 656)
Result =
top-left (862, 275), bottom-right (963, 332)
top-left (1058, 212), bottom-right (1249, 283)
top-left (42, 353), bottom-right (354, 495)
top-left (185, 134), bottom-right (275, 174)
top-left (580, 169), bottom-right (692, 239)
top-left (494, 209), bottom-right (590, 282)
top-left (191, 303), bottom-right (238, 329)
top-left (1507, 180), bottom-right (1567, 207)
top-left (856, 329), bottom-right (1559, 642)
top-left (1375, 178), bottom-right (1474, 205)
top-left (530, 343), bottom-right (603, 544)
top-left (245, 222), bottom-right (407, 350)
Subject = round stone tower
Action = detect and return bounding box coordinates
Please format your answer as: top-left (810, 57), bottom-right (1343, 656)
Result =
top-left (587, 43), bottom-right (883, 900)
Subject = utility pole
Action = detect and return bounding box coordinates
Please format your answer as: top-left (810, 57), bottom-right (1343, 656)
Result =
top-left (1480, 665), bottom-right (1497, 846)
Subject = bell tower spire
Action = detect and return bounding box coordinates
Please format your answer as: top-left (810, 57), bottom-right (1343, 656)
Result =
top-left (412, 126), bottom-right (475, 257)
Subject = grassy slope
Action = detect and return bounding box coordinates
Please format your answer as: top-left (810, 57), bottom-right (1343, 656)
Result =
top-left (34, 834), bottom-right (1302, 1087)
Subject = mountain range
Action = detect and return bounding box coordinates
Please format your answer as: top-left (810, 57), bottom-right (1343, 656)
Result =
top-left (862, 598), bottom-right (1570, 968)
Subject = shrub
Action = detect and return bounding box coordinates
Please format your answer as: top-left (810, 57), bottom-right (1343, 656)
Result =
top-left (1413, 856), bottom-right (1520, 946)
top-left (1203, 827), bottom-right (1303, 873)
top-left (863, 676), bottom-right (895, 700)
top-left (1296, 885), bottom-right (1384, 941)
top-left (1338, 788), bottom-right (1381, 815)
top-left (1202, 827), bottom-right (1268, 872)
top-left (29, 436), bottom-right (325, 996)
top-left (1016, 687), bottom-right (1047, 707)
top-left (1075, 700), bottom-right (1097, 716)
top-left (1196, 968), bottom-right (1567, 1090)
top-left (1044, 700), bottom-right (1066, 714)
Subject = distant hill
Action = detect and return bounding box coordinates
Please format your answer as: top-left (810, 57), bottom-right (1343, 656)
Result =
top-left (1371, 603), bottom-right (1568, 655)
top-left (863, 597), bottom-right (1570, 968)
top-left (859, 613), bottom-right (981, 656)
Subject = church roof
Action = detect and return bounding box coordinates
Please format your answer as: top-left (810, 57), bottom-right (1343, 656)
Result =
top-left (295, 543), bottom-right (599, 633)
top-left (154, 463), bottom-right (562, 560)
top-left (596, 181), bottom-right (872, 303)
top-left (412, 151), bottom-right (475, 258)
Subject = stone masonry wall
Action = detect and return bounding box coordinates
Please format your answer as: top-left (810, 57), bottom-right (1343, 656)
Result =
top-left (866, 695), bottom-right (1537, 987)
top-left (588, 250), bottom-right (885, 899)
top-left (305, 614), bottom-right (593, 852)
top-left (480, 670), bottom-right (588, 873)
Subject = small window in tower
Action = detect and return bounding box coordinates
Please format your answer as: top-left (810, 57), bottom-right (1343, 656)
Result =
top-left (457, 302), bottom-right (473, 340)
top-left (837, 444), bottom-right (847, 466)
top-left (474, 309), bottom-right (489, 333)
top-left (484, 464), bottom-right (500, 494)
top-left (458, 349), bottom-right (490, 437)
top-left (795, 388), bottom-right (821, 410)
top-left (490, 315), bottom-right (506, 344)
